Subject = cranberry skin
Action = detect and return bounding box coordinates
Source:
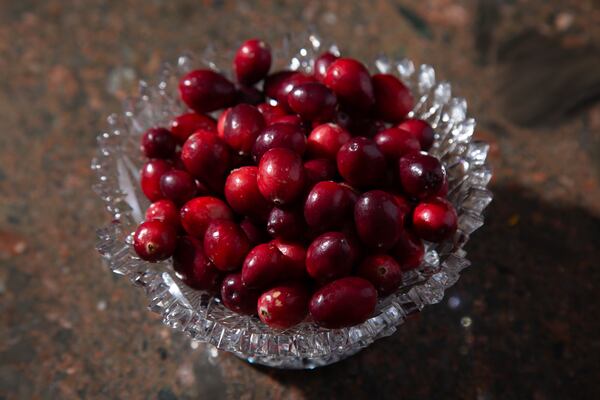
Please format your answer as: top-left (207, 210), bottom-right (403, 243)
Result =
top-left (258, 284), bottom-right (309, 329)
top-left (252, 123), bottom-right (307, 163)
top-left (390, 229), bottom-right (424, 271)
top-left (224, 166), bottom-right (270, 221)
top-left (240, 217), bottom-right (269, 246)
top-left (336, 137), bottom-right (386, 188)
top-left (235, 85), bottom-right (265, 105)
top-left (170, 113), bottom-right (217, 144)
top-left (145, 199), bottom-right (180, 227)
top-left (159, 169), bottom-right (197, 205)
top-left (222, 104), bottom-right (265, 155)
top-left (133, 220), bottom-right (177, 262)
top-left (397, 118), bottom-right (435, 151)
top-left (179, 69), bottom-right (236, 113)
top-left (267, 207), bottom-right (305, 241)
top-left (264, 71), bottom-right (315, 109)
top-left (140, 159), bottom-right (171, 202)
top-left (412, 197), bottom-right (458, 242)
top-left (241, 243), bottom-right (288, 289)
top-left (141, 127), bottom-right (176, 159)
top-left (306, 232), bottom-right (354, 283)
top-left (314, 52), bottom-right (338, 82)
top-left (374, 127), bottom-right (421, 162)
top-left (257, 103), bottom-right (288, 125)
top-left (307, 123), bottom-right (351, 160)
top-left (181, 130), bottom-right (232, 191)
top-left (180, 196), bottom-right (234, 238)
top-left (324, 58), bottom-right (374, 112)
top-left (309, 277), bottom-right (377, 329)
top-left (173, 236), bottom-right (221, 293)
top-left (372, 73), bottom-right (413, 123)
top-left (257, 148), bottom-right (306, 205)
top-left (271, 239), bottom-right (307, 280)
top-left (217, 108), bottom-right (230, 138)
top-left (233, 39), bottom-right (272, 85)
top-left (288, 82), bottom-right (337, 122)
top-left (357, 255), bottom-right (403, 297)
top-left (220, 273), bottom-right (261, 315)
top-left (354, 190), bottom-right (405, 250)
top-left (203, 220), bottom-right (250, 272)
top-left (304, 181), bottom-right (354, 231)
top-left (398, 152), bottom-right (445, 199)
top-left (303, 158), bottom-right (338, 186)
top-left (268, 115), bottom-right (309, 132)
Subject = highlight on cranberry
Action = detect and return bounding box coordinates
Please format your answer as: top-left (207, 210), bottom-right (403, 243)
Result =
top-left (131, 38), bottom-right (457, 330)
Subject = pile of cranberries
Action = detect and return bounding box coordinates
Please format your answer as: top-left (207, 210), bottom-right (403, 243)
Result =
top-left (133, 39), bottom-right (458, 330)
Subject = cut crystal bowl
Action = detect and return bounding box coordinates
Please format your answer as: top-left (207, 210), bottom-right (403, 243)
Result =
top-left (92, 33), bottom-right (492, 369)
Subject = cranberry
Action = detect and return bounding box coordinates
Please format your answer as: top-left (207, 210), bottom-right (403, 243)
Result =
top-left (173, 236), bottom-right (221, 293)
top-left (398, 152), bottom-right (445, 199)
top-left (303, 158), bottom-right (338, 186)
top-left (288, 82), bottom-right (337, 122)
top-left (336, 137), bottom-right (386, 188)
top-left (267, 207), bottom-right (305, 240)
top-left (256, 102), bottom-right (288, 125)
top-left (372, 73), bottom-right (413, 123)
top-left (304, 181), bottom-right (354, 231)
top-left (145, 199), bottom-right (180, 227)
top-left (239, 217), bottom-right (269, 246)
top-left (235, 85), bottom-right (264, 105)
top-left (357, 255), bottom-right (403, 297)
top-left (252, 123), bottom-right (306, 163)
top-left (203, 219), bottom-right (250, 271)
top-left (334, 109), bottom-right (386, 137)
top-left (217, 108), bottom-right (230, 138)
top-left (241, 243), bottom-right (287, 289)
top-left (271, 239), bottom-right (307, 280)
top-left (309, 277), bottom-right (377, 328)
top-left (324, 58), bottom-right (374, 112)
top-left (170, 113), bottom-right (217, 144)
top-left (222, 104), bottom-right (265, 155)
top-left (220, 273), bottom-right (261, 315)
top-left (354, 190), bottom-right (405, 250)
top-left (133, 220), bottom-right (177, 262)
top-left (181, 130), bottom-right (231, 192)
top-left (390, 229), bottom-right (424, 271)
top-left (268, 114), bottom-right (309, 131)
top-left (257, 148), bottom-right (306, 205)
top-left (258, 284), bottom-right (309, 329)
top-left (374, 127), bottom-right (421, 162)
top-left (141, 127), bottom-right (176, 159)
top-left (397, 118), bottom-right (435, 151)
top-left (179, 69), bottom-right (236, 113)
top-left (307, 123), bottom-right (351, 160)
top-left (264, 71), bottom-right (315, 109)
top-left (224, 166), bottom-right (270, 221)
top-left (233, 39), bottom-right (272, 85)
top-left (170, 150), bottom-right (187, 171)
top-left (159, 169), bottom-right (197, 205)
top-left (306, 232), bottom-right (354, 283)
top-left (180, 196), bottom-right (234, 238)
top-left (140, 159), bottom-right (171, 202)
top-left (412, 197), bottom-right (458, 242)
top-left (314, 52), bottom-right (338, 82)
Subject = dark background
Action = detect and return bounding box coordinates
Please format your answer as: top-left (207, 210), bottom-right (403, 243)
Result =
top-left (1, 1), bottom-right (599, 399)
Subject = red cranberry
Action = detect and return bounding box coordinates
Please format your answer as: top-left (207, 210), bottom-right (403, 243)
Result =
top-left (398, 152), bottom-right (445, 199)
top-left (372, 73), bottom-right (413, 123)
top-left (180, 196), bottom-right (233, 238)
top-left (374, 127), bottom-right (421, 161)
top-left (141, 127), bottom-right (176, 159)
top-left (159, 169), bottom-right (197, 205)
top-left (179, 69), bottom-right (236, 113)
top-left (288, 82), bottom-right (337, 122)
top-left (264, 71), bottom-right (315, 109)
top-left (304, 181), bottom-right (354, 231)
top-left (397, 118), bottom-right (435, 151)
top-left (240, 217), bottom-right (269, 246)
top-left (313, 52), bottom-right (338, 82)
top-left (140, 159), bottom-right (171, 202)
top-left (309, 277), bottom-right (377, 328)
top-left (133, 220), bottom-right (177, 262)
top-left (235, 85), bottom-right (265, 105)
top-left (306, 232), bottom-right (354, 283)
top-left (145, 199), bottom-right (180, 227)
top-left (257, 148), bottom-right (306, 205)
top-left (203, 219), bottom-right (250, 271)
top-left (252, 123), bottom-right (307, 163)
top-left (336, 137), bottom-right (386, 188)
top-left (220, 273), bottom-right (261, 315)
top-left (258, 284), bottom-right (309, 329)
top-left (222, 104), bottom-right (265, 155)
top-left (173, 236), bottom-right (221, 293)
top-left (268, 114), bottom-right (309, 131)
top-left (224, 166), bottom-right (270, 221)
top-left (170, 150), bottom-right (187, 171)
top-left (256, 103), bottom-right (288, 125)
top-left (181, 130), bottom-right (231, 192)
top-left (324, 58), bottom-right (374, 112)
top-left (233, 39), bottom-right (272, 85)
top-left (217, 108), bottom-right (230, 138)
top-left (271, 239), bottom-right (307, 280)
top-left (357, 255), bottom-right (403, 297)
top-left (303, 158), bottom-right (338, 186)
top-left (354, 190), bottom-right (405, 250)
top-left (390, 229), bottom-right (424, 271)
top-left (412, 197), bottom-right (458, 242)
top-left (307, 123), bottom-right (351, 160)
top-left (170, 113), bottom-right (217, 144)
top-left (267, 207), bottom-right (305, 240)
top-left (241, 243), bottom-right (287, 289)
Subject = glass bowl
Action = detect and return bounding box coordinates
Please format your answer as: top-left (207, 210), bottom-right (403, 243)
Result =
top-left (92, 33), bottom-right (492, 369)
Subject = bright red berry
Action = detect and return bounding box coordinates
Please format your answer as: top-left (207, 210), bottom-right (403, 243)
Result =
top-left (357, 254), bottom-right (403, 297)
top-left (304, 181), bottom-right (355, 231)
top-left (179, 69), bottom-right (236, 113)
top-left (313, 52), bottom-right (338, 82)
top-left (140, 159), bottom-right (171, 202)
top-left (133, 220), bottom-right (177, 262)
top-left (267, 206), bottom-right (306, 241)
top-left (324, 58), bottom-right (374, 112)
top-left (222, 104), bottom-right (265, 155)
top-left (203, 219), bottom-right (250, 271)
top-left (307, 123), bottom-right (351, 160)
top-left (397, 118), bottom-right (435, 151)
top-left (181, 130), bottom-right (231, 192)
top-left (271, 239), bottom-right (307, 280)
top-left (252, 123), bottom-right (307, 163)
top-left (159, 169), bottom-right (197, 205)
top-left (241, 243), bottom-right (287, 289)
top-left (336, 137), bottom-right (386, 188)
top-left (306, 232), bottom-right (354, 283)
top-left (374, 127), bottom-right (421, 161)
top-left (257, 148), bottom-right (306, 205)
top-left (398, 152), bottom-right (445, 199)
top-left (264, 71), bottom-right (315, 109)
top-left (220, 273), bottom-right (261, 315)
top-left (233, 39), bottom-right (272, 85)
top-left (180, 196), bottom-right (234, 238)
top-left (170, 113), bottom-right (217, 144)
top-left (145, 199), bottom-right (180, 227)
top-left (372, 73), bottom-right (413, 123)
top-left (224, 166), bottom-right (270, 221)
top-left (217, 108), bottom-right (230, 138)
top-left (412, 197), bottom-right (458, 242)
top-left (256, 102), bottom-right (288, 125)
top-left (258, 283), bottom-right (310, 329)
top-left (354, 190), bottom-right (405, 250)
top-left (288, 82), bottom-right (337, 122)
top-left (141, 127), bottom-right (176, 159)
top-left (173, 236), bottom-right (222, 293)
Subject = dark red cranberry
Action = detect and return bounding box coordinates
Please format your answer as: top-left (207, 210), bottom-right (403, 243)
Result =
top-left (203, 219), bottom-right (250, 271)
top-left (412, 197), bottom-right (458, 242)
top-left (141, 127), bottom-right (176, 159)
top-left (180, 196), bottom-right (234, 238)
top-left (309, 277), bottom-right (377, 328)
top-left (307, 123), bottom-right (351, 160)
top-left (336, 137), bottom-right (386, 188)
top-left (390, 229), bottom-right (424, 271)
top-left (324, 58), bottom-right (374, 112)
top-left (241, 243), bottom-right (287, 289)
top-left (267, 207), bottom-right (305, 241)
top-left (159, 169), bottom-right (197, 205)
top-left (140, 159), bottom-right (171, 202)
top-left (288, 82), bottom-right (337, 122)
top-left (170, 113), bottom-right (217, 144)
top-left (179, 69), bottom-right (236, 113)
top-left (264, 71), bottom-right (315, 109)
top-left (306, 232), bottom-right (354, 283)
top-left (271, 239), bottom-right (307, 280)
top-left (357, 255), bottom-right (403, 297)
top-left (374, 127), bottom-right (421, 162)
top-left (372, 73), bottom-right (413, 123)
top-left (220, 273), bottom-right (261, 315)
top-left (392, 194), bottom-right (413, 219)
top-left (258, 284), bottom-right (309, 329)
top-left (173, 236), bottom-right (221, 293)
top-left (303, 158), bottom-right (338, 186)
top-left (397, 118), bottom-right (435, 151)
top-left (313, 52), bottom-right (338, 82)
top-left (398, 152), bottom-right (445, 199)
top-left (145, 199), bottom-right (180, 227)
top-left (222, 104), bottom-right (265, 155)
top-left (170, 150), bottom-right (187, 171)
top-left (235, 85), bottom-right (264, 105)
top-left (304, 181), bottom-right (355, 231)
top-left (233, 39), bottom-right (272, 85)
top-left (240, 217), bottom-right (269, 246)
top-left (257, 148), bottom-right (306, 205)
top-left (195, 179), bottom-right (210, 196)
top-left (252, 123), bottom-right (307, 163)
top-left (217, 108), bottom-right (230, 138)
top-left (334, 109), bottom-right (385, 137)
top-left (354, 190), bottom-right (405, 250)
top-left (256, 102), bottom-right (288, 125)
top-left (181, 130), bottom-right (231, 192)
top-left (133, 220), bottom-right (177, 262)
top-left (224, 166), bottom-right (270, 221)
